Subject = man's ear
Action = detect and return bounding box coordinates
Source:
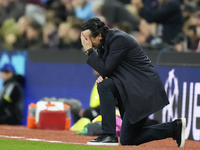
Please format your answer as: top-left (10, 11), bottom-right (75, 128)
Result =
top-left (98, 33), bottom-right (102, 40)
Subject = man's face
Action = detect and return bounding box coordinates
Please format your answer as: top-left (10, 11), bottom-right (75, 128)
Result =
top-left (81, 30), bottom-right (102, 49)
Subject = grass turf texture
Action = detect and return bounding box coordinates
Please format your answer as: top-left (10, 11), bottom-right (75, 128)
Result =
top-left (0, 139), bottom-right (122, 150)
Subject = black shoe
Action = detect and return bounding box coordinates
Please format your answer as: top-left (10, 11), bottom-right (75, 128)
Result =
top-left (172, 118), bottom-right (186, 147)
top-left (87, 135), bottom-right (119, 146)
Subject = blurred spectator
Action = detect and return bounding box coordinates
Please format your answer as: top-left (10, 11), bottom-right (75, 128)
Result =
top-left (113, 21), bottom-right (133, 34)
top-left (67, 14), bottom-right (84, 26)
top-left (25, 0), bottom-right (46, 25)
top-left (0, 16), bottom-right (32, 50)
top-left (45, 0), bottom-right (54, 8)
top-left (169, 10), bottom-right (200, 52)
top-left (182, 2), bottom-right (197, 22)
top-left (17, 16), bottom-right (32, 36)
top-left (135, 19), bottom-right (156, 45)
top-left (45, 10), bottom-right (62, 26)
top-left (58, 22), bottom-right (82, 50)
top-left (25, 20), bottom-right (44, 50)
top-left (125, 2), bottom-right (140, 20)
top-left (0, 63), bottom-right (24, 125)
top-left (46, 1), bottom-right (69, 25)
top-left (57, 22), bottom-right (71, 49)
top-left (57, 17), bottom-right (83, 50)
top-left (93, 0), bottom-right (140, 30)
top-left (14, 16), bottom-right (32, 50)
top-left (0, 19), bottom-right (19, 49)
top-left (170, 32), bottom-right (188, 52)
top-left (133, 0), bottom-right (184, 43)
top-left (0, 0), bottom-right (199, 52)
top-left (72, 0), bottom-right (96, 21)
top-left (117, 0), bottom-right (131, 4)
top-left (0, 0), bottom-right (25, 26)
top-left (142, 0), bottom-right (158, 10)
top-left (43, 22), bottom-right (58, 49)
top-left (183, 16), bottom-right (200, 33)
top-left (67, 24), bottom-right (82, 49)
top-left (185, 25), bottom-right (200, 51)
top-left (26, 0), bottom-right (46, 8)
top-left (182, 15), bottom-right (200, 51)
top-left (60, 0), bottom-right (75, 17)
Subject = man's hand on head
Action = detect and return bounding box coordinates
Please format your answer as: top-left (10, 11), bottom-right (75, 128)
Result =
top-left (81, 32), bottom-right (93, 51)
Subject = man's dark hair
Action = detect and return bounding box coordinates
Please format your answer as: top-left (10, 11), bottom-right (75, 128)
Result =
top-left (81, 18), bottom-right (109, 38)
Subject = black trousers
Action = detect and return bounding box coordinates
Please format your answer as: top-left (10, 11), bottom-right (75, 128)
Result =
top-left (97, 78), bottom-right (174, 145)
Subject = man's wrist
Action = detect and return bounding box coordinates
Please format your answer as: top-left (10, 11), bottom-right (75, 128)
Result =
top-left (85, 48), bottom-right (93, 56)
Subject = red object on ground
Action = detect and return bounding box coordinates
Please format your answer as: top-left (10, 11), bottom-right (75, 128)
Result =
top-left (64, 104), bottom-right (71, 130)
top-left (37, 110), bottom-right (66, 130)
top-left (27, 103), bottom-right (37, 129)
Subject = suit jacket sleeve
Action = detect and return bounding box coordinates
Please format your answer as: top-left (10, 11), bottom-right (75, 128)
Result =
top-left (139, 1), bottom-right (179, 23)
top-left (87, 36), bottom-right (130, 77)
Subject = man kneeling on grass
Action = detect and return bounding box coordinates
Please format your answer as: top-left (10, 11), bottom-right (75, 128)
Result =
top-left (80, 18), bottom-right (186, 147)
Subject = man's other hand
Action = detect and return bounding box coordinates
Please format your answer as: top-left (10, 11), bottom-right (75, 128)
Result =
top-left (96, 76), bottom-right (108, 84)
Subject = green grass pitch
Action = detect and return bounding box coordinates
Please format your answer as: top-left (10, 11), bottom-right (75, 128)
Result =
top-left (0, 139), bottom-right (122, 150)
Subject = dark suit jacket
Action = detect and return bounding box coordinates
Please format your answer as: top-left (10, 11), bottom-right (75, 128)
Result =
top-left (87, 29), bottom-right (169, 124)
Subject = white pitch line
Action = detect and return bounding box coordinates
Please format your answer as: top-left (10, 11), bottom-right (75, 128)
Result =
top-left (0, 135), bottom-right (86, 145)
top-left (0, 135), bottom-right (25, 139)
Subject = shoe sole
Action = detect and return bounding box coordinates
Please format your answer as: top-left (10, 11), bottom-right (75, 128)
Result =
top-left (87, 141), bottom-right (119, 146)
top-left (179, 118), bottom-right (186, 147)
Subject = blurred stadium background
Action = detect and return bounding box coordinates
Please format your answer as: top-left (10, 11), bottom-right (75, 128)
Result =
top-left (0, 0), bottom-right (200, 145)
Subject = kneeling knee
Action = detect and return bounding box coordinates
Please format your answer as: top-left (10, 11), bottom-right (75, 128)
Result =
top-left (120, 138), bottom-right (138, 146)
top-left (120, 139), bottom-right (131, 146)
